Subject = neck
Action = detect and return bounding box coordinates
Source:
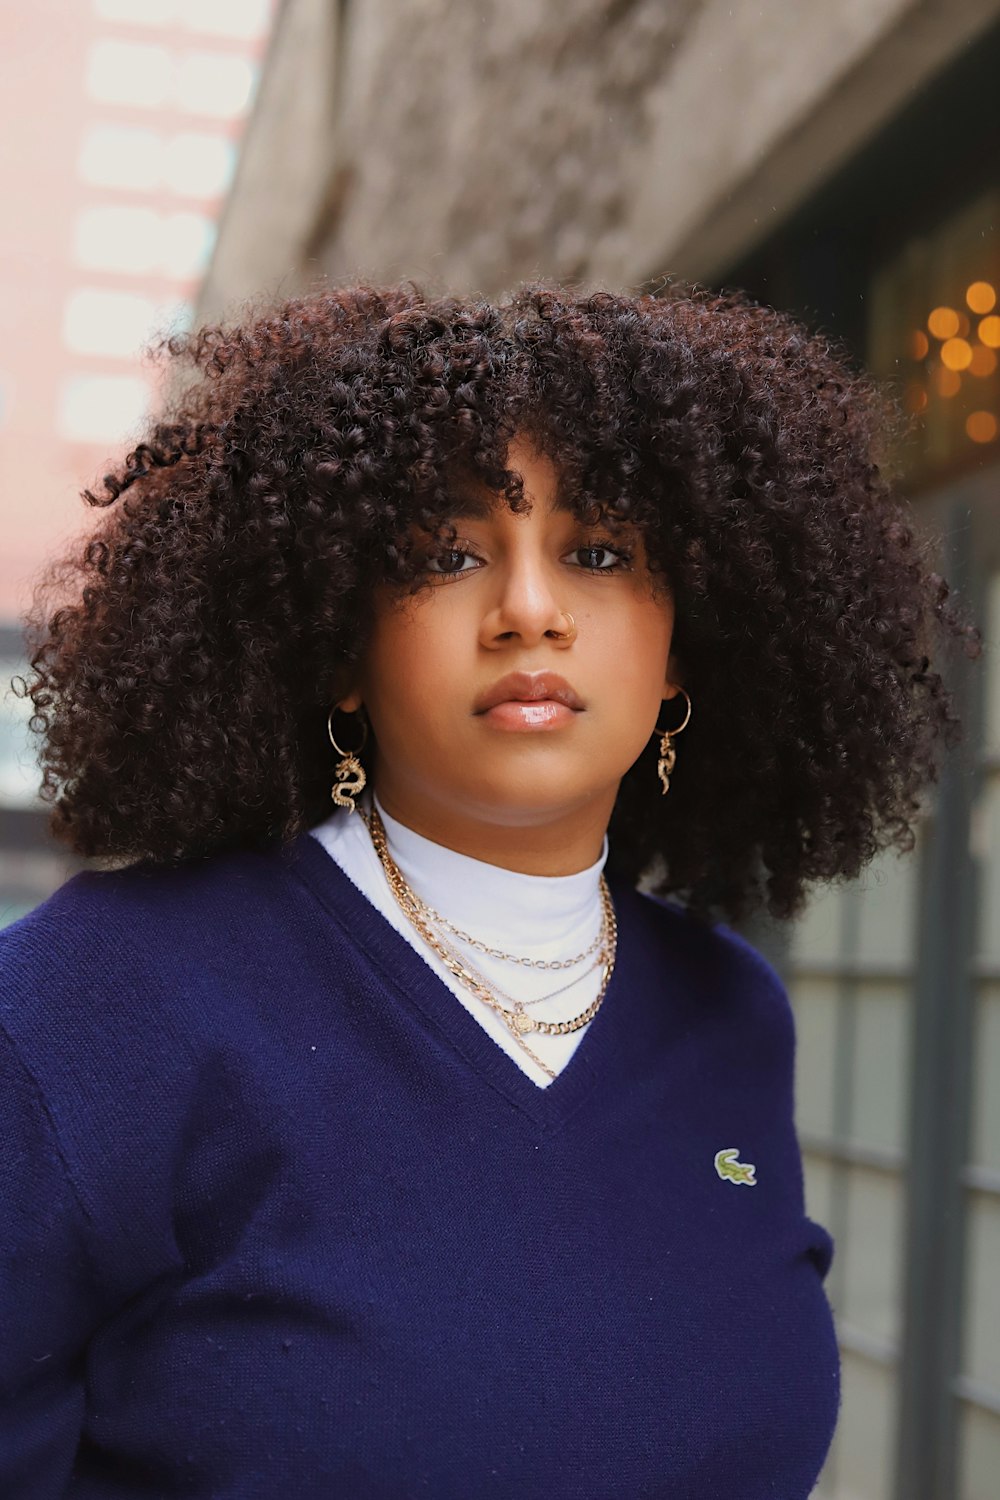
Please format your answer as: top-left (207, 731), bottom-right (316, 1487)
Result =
top-left (371, 779), bottom-right (614, 877)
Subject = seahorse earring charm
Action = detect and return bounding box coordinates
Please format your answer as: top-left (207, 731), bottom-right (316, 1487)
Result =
top-left (327, 706), bottom-right (368, 811)
top-left (654, 687), bottom-right (692, 794)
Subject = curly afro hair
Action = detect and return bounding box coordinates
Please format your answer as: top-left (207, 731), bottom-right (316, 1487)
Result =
top-left (14, 278), bottom-right (981, 925)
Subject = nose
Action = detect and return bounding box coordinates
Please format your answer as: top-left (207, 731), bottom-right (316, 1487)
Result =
top-left (479, 552), bottom-right (572, 649)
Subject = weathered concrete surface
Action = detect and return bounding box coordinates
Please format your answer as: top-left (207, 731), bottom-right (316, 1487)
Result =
top-left (196, 0), bottom-right (1000, 322)
top-left (196, 0), bottom-right (344, 324)
top-left (624, 0), bottom-right (1000, 285)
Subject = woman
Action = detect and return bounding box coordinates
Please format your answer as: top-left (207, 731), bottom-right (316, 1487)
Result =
top-left (0, 280), bottom-right (979, 1497)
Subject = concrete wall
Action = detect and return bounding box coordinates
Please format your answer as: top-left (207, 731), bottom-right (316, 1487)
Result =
top-left (196, 0), bottom-right (345, 323)
top-left (196, 0), bottom-right (1000, 322)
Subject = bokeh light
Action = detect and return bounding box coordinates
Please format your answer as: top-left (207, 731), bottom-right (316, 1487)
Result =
top-left (930, 365), bottom-right (962, 398)
top-left (966, 280), bottom-right (997, 314)
top-left (940, 337), bottom-right (974, 371)
top-left (928, 306), bottom-right (960, 339)
top-left (969, 345), bottom-right (998, 377)
top-left (904, 381), bottom-right (928, 413)
top-left (966, 410), bottom-right (998, 443)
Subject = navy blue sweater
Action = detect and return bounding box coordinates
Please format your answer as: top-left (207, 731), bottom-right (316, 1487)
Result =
top-left (0, 830), bottom-right (840, 1498)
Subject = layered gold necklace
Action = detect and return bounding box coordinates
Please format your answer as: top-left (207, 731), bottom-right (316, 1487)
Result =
top-left (361, 805), bottom-right (618, 1080)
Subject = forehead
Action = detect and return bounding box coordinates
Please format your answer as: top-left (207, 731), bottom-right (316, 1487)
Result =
top-left (443, 435), bottom-right (568, 520)
top-left (447, 461), bottom-right (573, 523)
top-left (438, 437), bottom-right (638, 534)
top-left (447, 486), bottom-right (575, 522)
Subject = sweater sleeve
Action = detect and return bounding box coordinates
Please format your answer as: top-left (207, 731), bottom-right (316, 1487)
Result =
top-left (0, 1021), bottom-right (112, 1497)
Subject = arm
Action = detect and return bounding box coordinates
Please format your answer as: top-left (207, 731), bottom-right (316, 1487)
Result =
top-left (0, 1023), bottom-right (112, 1498)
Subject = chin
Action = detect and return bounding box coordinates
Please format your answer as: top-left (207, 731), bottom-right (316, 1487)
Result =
top-left (453, 768), bottom-right (609, 826)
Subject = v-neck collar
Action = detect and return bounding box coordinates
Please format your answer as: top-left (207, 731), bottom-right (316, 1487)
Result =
top-left (283, 828), bottom-right (647, 1133)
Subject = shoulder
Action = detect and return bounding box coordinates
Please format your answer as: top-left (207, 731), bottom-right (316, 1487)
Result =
top-left (617, 881), bottom-right (795, 1056)
top-left (620, 882), bottom-right (785, 993)
top-left (2, 839), bottom-right (297, 970)
top-left (0, 838), bottom-right (305, 1059)
top-left (0, 861), bottom-right (163, 1007)
top-left (0, 840), bottom-right (307, 1245)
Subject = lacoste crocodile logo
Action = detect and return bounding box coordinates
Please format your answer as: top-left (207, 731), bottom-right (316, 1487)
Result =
top-left (714, 1148), bottom-right (757, 1185)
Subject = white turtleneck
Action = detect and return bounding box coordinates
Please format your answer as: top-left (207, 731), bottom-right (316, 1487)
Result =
top-left (308, 791), bottom-right (609, 1088)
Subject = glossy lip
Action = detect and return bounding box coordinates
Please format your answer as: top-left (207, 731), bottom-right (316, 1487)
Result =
top-left (480, 700), bottom-right (577, 732)
top-left (473, 671), bottom-right (584, 715)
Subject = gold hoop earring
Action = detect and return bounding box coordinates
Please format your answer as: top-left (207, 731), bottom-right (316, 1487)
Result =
top-left (551, 611), bottom-right (576, 641)
top-left (327, 706), bottom-right (368, 812)
top-left (653, 687), bottom-right (692, 794)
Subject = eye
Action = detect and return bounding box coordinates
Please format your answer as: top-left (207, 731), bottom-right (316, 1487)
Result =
top-left (567, 542), bottom-right (633, 573)
top-left (423, 547), bottom-right (483, 576)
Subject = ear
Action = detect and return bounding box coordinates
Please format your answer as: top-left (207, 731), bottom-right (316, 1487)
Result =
top-left (662, 650), bottom-right (684, 700)
top-left (328, 665), bottom-right (363, 715)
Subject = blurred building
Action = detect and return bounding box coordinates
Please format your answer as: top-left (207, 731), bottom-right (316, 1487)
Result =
top-left (0, 0), bottom-right (275, 918)
top-left (5, 1), bottom-right (1000, 1497)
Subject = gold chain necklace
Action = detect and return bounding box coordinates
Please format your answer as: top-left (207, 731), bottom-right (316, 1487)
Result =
top-left (410, 901), bottom-right (604, 971)
top-left (361, 806), bottom-right (618, 1080)
top-left (506, 951), bottom-right (605, 1006)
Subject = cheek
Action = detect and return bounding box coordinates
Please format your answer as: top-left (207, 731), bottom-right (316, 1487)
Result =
top-left (361, 610), bottom-right (461, 730)
top-left (601, 599), bottom-right (673, 688)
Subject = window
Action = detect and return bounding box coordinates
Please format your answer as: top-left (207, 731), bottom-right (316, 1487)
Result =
top-left (86, 40), bottom-right (257, 118)
top-left (0, 653), bottom-right (41, 811)
top-left (174, 51), bottom-right (257, 118)
top-left (77, 125), bottom-right (236, 199)
top-left (93, 0), bottom-right (174, 23)
top-left (161, 131), bottom-right (236, 197)
top-left (152, 298), bottom-right (194, 338)
top-left (177, 0), bottom-right (271, 40)
top-left (957, 563), bottom-right (1000, 1499)
top-left (73, 206), bottom-right (216, 279)
top-left (93, 0), bottom-right (271, 39)
top-left (78, 123), bottom-right (162, 191)
top-left (63, 289), bottom-right (161, 358)
top-left (85, 39), bottom-right (173, 108)
top-left (160, 212), bottom-right (216, 278)
top-left (73, 206), bottom-right (162, 275)
top-left (57, 373), bottom-right (153, 444)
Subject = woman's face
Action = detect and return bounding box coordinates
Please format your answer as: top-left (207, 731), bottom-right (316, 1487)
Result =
top-left (340, 434), bottom-right (684, 860)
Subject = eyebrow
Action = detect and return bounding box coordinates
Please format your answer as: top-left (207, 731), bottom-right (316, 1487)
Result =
top-left (447, 490), bottom-right (495, 520)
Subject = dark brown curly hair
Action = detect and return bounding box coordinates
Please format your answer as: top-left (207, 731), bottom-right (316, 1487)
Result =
top-left (13, 278), bottom-right (981, 924)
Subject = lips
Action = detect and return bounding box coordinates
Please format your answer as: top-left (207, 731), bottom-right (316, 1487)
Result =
top-left (473, 672), bottom-right (584, 714)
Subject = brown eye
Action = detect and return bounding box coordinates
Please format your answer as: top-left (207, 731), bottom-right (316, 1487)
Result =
top-left (424, 548), bottom-right (482, 576)
top-left (567, 543), bottom-right (632, 572)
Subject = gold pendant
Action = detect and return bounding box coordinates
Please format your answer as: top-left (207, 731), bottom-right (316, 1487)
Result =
top-left (657, 733), bottom-right (676, 793)
top-left (331, 754), bottom-right (366, 810)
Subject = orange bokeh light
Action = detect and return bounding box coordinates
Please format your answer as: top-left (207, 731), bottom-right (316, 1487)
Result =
top-left (966, 411), bottom-right (998, 443)
top-left (904, 381), bottom-right (928, 413)
top-left (967, 281), bottom-right (997, 315)
top-left (908, 329), bottom-right (930, 360)
top-left (931, 365), bottom-right (962, 398)
top-left (941, 338), bottom-right (973, 371)
top-left (928, 306), bottom-right (960, 339)
top-left (969, 345), bottom-right (998, 377)
top-left (978, 316), bottom-right (1000, 349)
